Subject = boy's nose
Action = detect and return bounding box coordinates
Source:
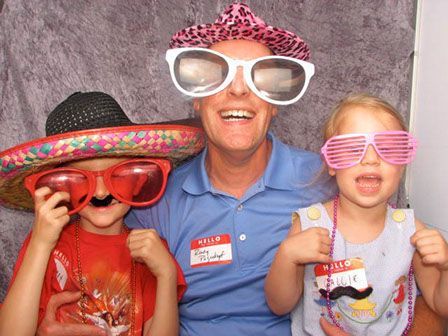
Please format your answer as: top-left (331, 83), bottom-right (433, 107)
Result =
top-left (94, 176), bottom-right (110, 199)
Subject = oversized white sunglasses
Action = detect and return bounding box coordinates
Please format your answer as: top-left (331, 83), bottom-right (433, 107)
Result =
top-left (165, 47), bottom-right (315, 105)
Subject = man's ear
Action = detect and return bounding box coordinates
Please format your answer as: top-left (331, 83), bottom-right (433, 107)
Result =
top-left (193, 98), bottom-right (201, 114)
top-left (328, 167), bottom-right (336, 176)
top-left (272, 105), bottom-right (278, 117)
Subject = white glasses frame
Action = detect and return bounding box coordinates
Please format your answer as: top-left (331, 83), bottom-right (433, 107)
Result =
top-left (165, 47), bottom-right (315, 105)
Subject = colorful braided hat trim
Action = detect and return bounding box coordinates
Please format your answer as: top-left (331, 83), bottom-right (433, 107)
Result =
top-left (169, 2), bottom-right (310, 60)
top-left (0, 124), bottom-right (205, 210)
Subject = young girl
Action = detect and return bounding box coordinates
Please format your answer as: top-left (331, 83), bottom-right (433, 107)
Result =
top-left (0, 92), bottom-right (204, 336)
top-left (265, 93), bottom-right (448, 335)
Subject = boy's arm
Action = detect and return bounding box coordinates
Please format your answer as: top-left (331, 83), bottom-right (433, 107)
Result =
top-left (128, 229), bottom-right (180, 336)
top-left (411, 219), bottom-right (448, 317)
top-left (0, 188), bottom-right (70, 336)
top-left (0, 234), bottom-right (54, 336)
top-left (265, 213), bottom-right (332, 315)
top-left (142, 269), bottom-right (179, 336)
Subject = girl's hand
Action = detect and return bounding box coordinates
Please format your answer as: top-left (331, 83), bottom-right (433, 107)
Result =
top-left (411, 228), bottom-right (448, 271)
top-left (279, 227), bottom-right (332, 265)
top-left (31, 186), bottom-right (70, 249)
top-left (127, 229), bottom-right (176, 279)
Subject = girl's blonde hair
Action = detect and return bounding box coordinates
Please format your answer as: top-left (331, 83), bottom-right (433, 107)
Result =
top-left (323, 93), bottom-right (408, 142)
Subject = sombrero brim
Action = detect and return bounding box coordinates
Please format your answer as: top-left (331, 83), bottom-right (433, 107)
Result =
top-left (169, 23), bottom-right (310, 60)
top-left (0, 124), bottom-right (205, 210)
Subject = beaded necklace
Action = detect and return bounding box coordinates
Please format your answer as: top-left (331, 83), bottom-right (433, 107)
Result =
top-left (75, 221), bottom-right (136, 336)
top-left (325, 195), bottom-right (414, 335)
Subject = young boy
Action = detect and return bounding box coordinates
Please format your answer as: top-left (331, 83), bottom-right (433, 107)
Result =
top-left (0, 91), bottom-right (205, 336)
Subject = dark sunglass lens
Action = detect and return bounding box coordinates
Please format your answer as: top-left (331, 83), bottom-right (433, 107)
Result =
top-left (252, 58), bottom-right (306, 101)
top-left (174, 50), bottom-right (228, 94)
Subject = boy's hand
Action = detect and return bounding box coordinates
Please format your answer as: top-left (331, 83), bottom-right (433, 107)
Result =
top-left (31, 187), bottom-right (70, 249)
top-left (411, 228), bottom-right (448, 271)
top-left (127, 229), bottom-right (176, 279)
top-left (280, 227), bottom-right (332, 265)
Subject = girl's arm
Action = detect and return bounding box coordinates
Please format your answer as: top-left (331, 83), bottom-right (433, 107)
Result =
top-left (0, 188), bottom-right (70, 336)
top-left (265, 213), bottom-right (332, 315)
top-left (411, 219), bottom-right (448, 318)
top-left (128, 229), bottom-right (179, 336)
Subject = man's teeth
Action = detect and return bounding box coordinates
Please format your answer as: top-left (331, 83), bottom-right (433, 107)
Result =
top-left (221, 110), bottom-right (254, 120)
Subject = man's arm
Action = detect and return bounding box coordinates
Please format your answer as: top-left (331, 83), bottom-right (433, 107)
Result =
top-left (125, 197), bottom-right (169, 235)
top-left (410, 296), bottom-right (446, 336)
top-left (37, 291), bottom-right (106, 336)
top-left (320, 318), bottom-right (350, 336)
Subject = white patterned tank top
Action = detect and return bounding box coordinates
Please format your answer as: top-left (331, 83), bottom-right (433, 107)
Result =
top-left (290, 203), bottom-right (416, 336)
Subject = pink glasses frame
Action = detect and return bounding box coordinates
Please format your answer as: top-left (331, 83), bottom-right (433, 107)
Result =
top-left (321, 130), bottom-right (418, 169)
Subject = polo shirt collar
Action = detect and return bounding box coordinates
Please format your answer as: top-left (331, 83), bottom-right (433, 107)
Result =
top-left (182, 148), bottom-right (211, 195)
top-left (263, 132), bottom-right (296, 191)
top-left (182, 132), bottom-right (296, 195)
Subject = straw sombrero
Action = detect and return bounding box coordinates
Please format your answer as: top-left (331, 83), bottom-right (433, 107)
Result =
top-left (0, 91), bottom-right (205, 210)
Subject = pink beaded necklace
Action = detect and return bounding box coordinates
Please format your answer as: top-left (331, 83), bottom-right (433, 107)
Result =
top-left (325, 195), bottom-right (414, 335)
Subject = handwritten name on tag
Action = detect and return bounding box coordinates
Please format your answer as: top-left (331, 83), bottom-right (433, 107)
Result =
top-left (190, 234), bottom-right (232, 268)
top-left (314, 257), bottom-right (368, 291)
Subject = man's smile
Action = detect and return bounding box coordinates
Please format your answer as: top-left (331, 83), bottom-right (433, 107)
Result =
top-left (220, 110), bottom-right (255, 121)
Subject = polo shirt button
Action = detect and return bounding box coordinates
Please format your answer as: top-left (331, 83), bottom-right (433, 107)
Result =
top-left (239, 234), bottom-right (246, 241)
top-left (237, 204), bottom-right (244, 211)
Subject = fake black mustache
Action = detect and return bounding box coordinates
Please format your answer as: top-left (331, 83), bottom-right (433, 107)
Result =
top-left (89, 194), bottom-right (115, 207)
top-left (319, 286), bottom-right (373, 300)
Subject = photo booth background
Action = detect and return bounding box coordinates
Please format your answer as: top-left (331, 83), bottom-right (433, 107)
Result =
top-left (0, 0), bottom-right (415, 299)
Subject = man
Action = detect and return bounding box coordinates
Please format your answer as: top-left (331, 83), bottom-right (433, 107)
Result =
top-left (128, 3), bottom-right (444, 335)
top-left (132, 3), bottom-right (327, 335)
top-left (38, 3), bottom-right (445, 336)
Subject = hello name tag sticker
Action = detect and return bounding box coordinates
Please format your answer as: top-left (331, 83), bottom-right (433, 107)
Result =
top-left (314, 257), bottom-right (368, 291)
top-left (190, 234), bottom-right (232, 268)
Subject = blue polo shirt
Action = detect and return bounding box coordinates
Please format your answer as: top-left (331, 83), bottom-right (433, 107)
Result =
top-left (126, 133), bottom-right (336, 336)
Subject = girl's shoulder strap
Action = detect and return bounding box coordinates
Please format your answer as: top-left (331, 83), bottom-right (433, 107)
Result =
top-left (294, 202), bottom-right (331, 231)
top-left (386, 206), bottom-right (416, 233)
